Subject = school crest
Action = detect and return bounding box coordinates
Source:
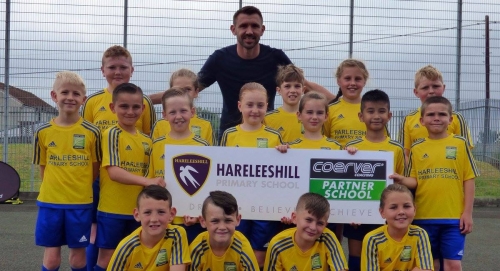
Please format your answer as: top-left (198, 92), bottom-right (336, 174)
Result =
top-left (311, 253), bottom-right (322, 270)
top-left (399, 246), bottom-right (412, 262)
top-left (155, 249), bottom-right (167, 266)
top-left (172, 154), bottom-right (211, 196)
top-left (142, 142), bottom-right (151, 155)
top-left (257, 138), bottom-right (268, 148)
top-left (446, 146), bottom-right (457, 160)
top-left (224, 262), bottom-right (236, 271)
top-left (73, 134), bottom-right (85, 149)
top-left (191, 125), bottom-right (201, 137)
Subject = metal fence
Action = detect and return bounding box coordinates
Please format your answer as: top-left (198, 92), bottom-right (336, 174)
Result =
top-left (0, 0), bottom-right (499, 195)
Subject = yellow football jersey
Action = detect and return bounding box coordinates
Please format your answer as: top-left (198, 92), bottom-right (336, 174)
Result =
top-left (33, 118), bottom-right (101, 206)
top-left (345, 136), bottom-right (405, 175)
top-left (264, 228), bottom-right (348, 271)
top-left (99, 125), bottom-right (152, 216)
top-left (220, 125), bottom-right (283, 148)
top-left (81, 88), bottom-right (156, 134)
top-left (264, 107), bottom-right (303, 143)
top-left (408, 135), bottom-right (479, 222)
top-left (189, 231), bottom-right (259, 271)
top-left (361, 225), bottom-right (433, 271)
top-left (108, 224), bottom-right (191, 271)
top-left (398, 107), bottom-right (474, 151)
top-left (288, 136), bottom-right (342, 150)
top-left (151, 116), bottom-right (214, 145)
top-left (148, 133), bottom-right (209, 179)
top-left (148, 133), bottom-right (208, 225)
top-left (324, 98), bottom-right (365, 146)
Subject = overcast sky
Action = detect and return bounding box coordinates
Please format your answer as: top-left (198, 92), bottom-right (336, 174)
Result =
top-left (0, 0), bottom-right (499, 138)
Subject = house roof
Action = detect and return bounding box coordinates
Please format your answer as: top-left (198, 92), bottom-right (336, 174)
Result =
top-left (0, 82), bottom-right (56, 112)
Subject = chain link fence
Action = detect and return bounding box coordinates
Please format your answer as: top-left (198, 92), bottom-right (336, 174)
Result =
top-left (0, 0), bottom-right (499, 196)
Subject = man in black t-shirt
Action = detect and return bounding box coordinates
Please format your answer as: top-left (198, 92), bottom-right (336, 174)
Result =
top-left (151, 6), bottom-right (333, 139)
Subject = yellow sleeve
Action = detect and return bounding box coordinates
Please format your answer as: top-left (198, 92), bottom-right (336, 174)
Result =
top-left (324, 232), bottom-right (348, 271)
top-left (151, 121), bottom-right (161, 141)
top-left (32, 127), bottom-right (46, 165)
top-left (170, 226), bottom-right (191, 265)
top-left (400, 116), bottom-right (411, 151)
top-left (107, 243), bottom-right (131, 271)
top-left (415, 229), bottom-right (434, 270)
top-left (81, 98), bottom-right (94, 123)
top-left (142, 96), bottom-right (156, 135)
top-left (395, 147), bottom-right (405, 175)
top-left (452, 113), bottom-right (474, 149)
top-left (205, 124), bottom-right (214, 146)
top-left (361, 234), bottom-right (379, 271)
top-left (407, 150), bottom-right (415, 178)
top-left (263, 244), bottom-right (283, 271)
top-left (101, 128), bottom-right (120, 168)
top-left (462, 141), bottom-right (480, 181)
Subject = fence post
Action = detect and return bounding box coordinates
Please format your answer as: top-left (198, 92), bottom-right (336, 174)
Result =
top-left (455, 0), bottom-right (462, 111)
top-left (482, 15), bottom-right (491, 160)
top-left (3, 0), bottom-right (11, 163)
top-left (348, 0), bottom-right (354, 58)
top-left (124, 0), bottom-right (128, 48)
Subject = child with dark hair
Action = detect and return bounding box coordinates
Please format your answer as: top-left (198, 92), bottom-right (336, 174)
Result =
top-left (189, 191), bottom-right (258, 271)
top-left (264, 193), bottom-right (347, 271)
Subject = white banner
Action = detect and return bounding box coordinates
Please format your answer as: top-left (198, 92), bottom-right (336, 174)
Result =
top-left (165, 146), bottom-right (393, 224)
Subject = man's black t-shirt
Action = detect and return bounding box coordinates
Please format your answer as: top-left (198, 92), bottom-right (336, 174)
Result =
top-left (198, 44), bottom-right (292, 135)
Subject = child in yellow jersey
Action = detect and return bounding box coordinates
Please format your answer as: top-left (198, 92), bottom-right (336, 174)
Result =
top-left (151, 68), bottom-right (214, 144)
top-left (220, 82), bottom-right (283, 267)
top-left (82, 45), bottom-right (155, 134)
top-left (398, 65), bottom-right (473, 162)
top-left (264, 192), bottom-right (348, 271)
top-left (148, 87), bottom-right (209, 243)
top-left (33, 71), bottom-right (101, 271)
top-left (343, 89), bottom-right (406, 271)
top-left (276, 91), bottom-right (343, 241)
top-left (94, 83), bottom-right (166, 271)
top-left (324, 59), bottom-right (389, 146)
top-left (361, 184), bottom-right (433, 271)
top-left (264, 64), bottom-right (305, 143)
top-left (108, 185), bottom-right (190, 271)
top-left (82, 45), bottom-right (156, 270)
top-left (189, 191), bottom-right (259, 271)
top-left (391, 96), bottom-right (479, 271)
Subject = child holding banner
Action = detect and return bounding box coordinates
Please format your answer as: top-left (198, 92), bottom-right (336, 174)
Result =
top-left (151, 69), bottom-right (215, 145)
top-left (343, 89), bottom-right (405, 271)
top-left (264, 192), bottom-right (348, 271)
top-left (220, 82), bottom-right (284, 267)
top-left (148, 87), bottom-right (210, 243)
top-left (264, 64), bottom-right (305, 143)
top-left (391, 96), bottom-right (479, 271)
top-left (361, 184), bottom-right (433, 271)
top-left (94, 83), bottom-right (164, 271)
top-left (276, 91), bottom-right (344, 241)
top-left (81, 45), bottom-right (156, 270)
top-left (189, 191), bottom-right (259, 271)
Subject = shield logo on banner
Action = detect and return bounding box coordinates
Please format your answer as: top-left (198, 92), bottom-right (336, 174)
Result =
top-left (171, 154), bottom-right (211, 196)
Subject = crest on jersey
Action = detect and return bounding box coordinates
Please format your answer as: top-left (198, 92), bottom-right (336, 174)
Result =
top-left (399, 246), bottom-right (412, 262)
top-left (224, 262), bottom-right (236, 271)
top-left (172, 154), bottom-right (211, 196)
top-left (311, 253), bottom-right (322, 270)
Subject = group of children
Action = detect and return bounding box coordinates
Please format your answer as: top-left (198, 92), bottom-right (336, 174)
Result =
top-left (32, 44), bottom-right (478, 271)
